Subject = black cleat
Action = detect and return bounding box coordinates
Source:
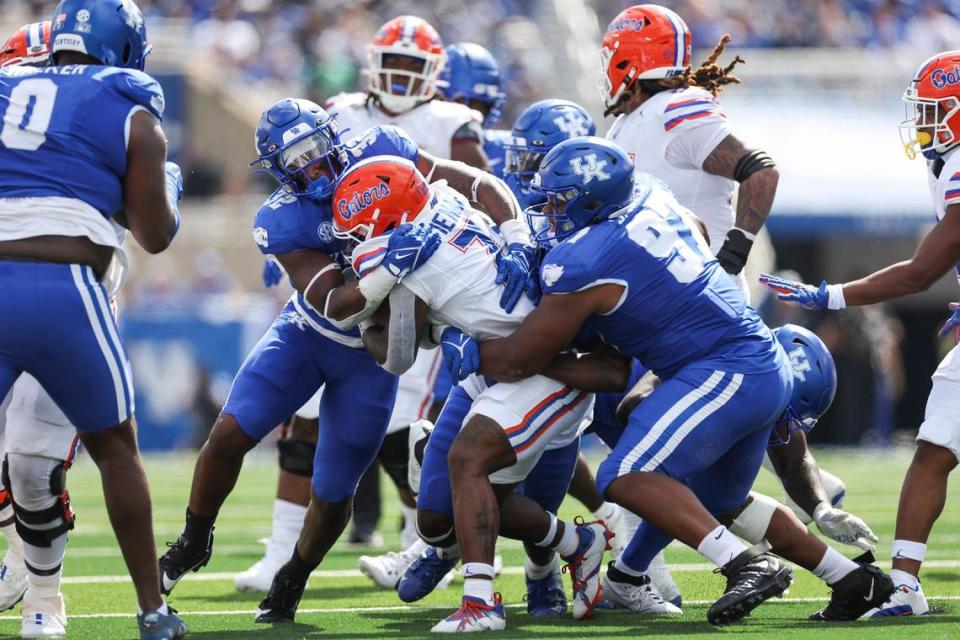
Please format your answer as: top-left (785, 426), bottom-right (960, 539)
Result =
top-left (809, 564), bottom-right (895, 621)
top-left (707, 544), bottom-right (793, 626)
top-left (255, 563), bottom-right (307, 623)
top-left (158, 530), bottom-right (214, 595)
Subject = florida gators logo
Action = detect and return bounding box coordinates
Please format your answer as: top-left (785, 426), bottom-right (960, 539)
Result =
top-left (336, 182), bottom-right (391, 221)
top-left (932, 66), bottom-right (960, 89)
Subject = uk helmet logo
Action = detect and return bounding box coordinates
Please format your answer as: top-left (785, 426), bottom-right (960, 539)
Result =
top-left (788, 346), bottom-right (812, 382)
top-left (569, 153), bottom-right (611, 184)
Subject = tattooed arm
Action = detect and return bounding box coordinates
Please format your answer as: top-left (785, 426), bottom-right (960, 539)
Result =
top-left (702, 133), bottom-right (779, 275)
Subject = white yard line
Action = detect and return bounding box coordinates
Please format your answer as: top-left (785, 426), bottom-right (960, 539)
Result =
top-left (2, 596), bottom-right (960, 621)
top-left (59, 558), bottom-right (960, 584)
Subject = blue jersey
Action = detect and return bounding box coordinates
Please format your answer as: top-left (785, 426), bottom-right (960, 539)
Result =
top-left (0, 64), bottom-right (164, 217)
top-left (483, 129), bottom-right (510, 179)
top-left (251, 124), bottom-right (419, 346)
top-left (540, 175), bottom-right (782, 379)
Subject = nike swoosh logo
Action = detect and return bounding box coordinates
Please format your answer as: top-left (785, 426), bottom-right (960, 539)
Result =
top-left (392, 250), bottom-right (417, 260)
top-left (161, 573), bottom-right (178, 593)
top-left (713, 530), bottom-right (724, 540)
top-left (864, 580), bottom-right (875, 601)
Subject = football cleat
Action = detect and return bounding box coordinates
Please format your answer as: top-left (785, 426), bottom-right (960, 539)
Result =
top-left (602, 563), bottom-right (682, 615)
top-left (20, 591), bottom-right (66, 639)
top-left (137, 606), bottom-right (187, 640)
top-left (397, 546), bottom-right (459, 603)
top-left (158, 531), bottom-right (214, 595)
top-left (561, 519), bottom-right (613, 620)
top-left (359, 544), bottom-right (424, 590)
top-left (525, 570), bottom-right (567, 617)
top-left (865, 573), bottom-right (929, 617)
top-left (0, 553), bottom-right (28, 612)
top-left (254, 563), bottom-right (307, 624)
top-left (707, 544), bottom-right (793, 626)
top-left (810, 563), bottom-right (894, 621)
top-left (647, 550), bottom-right (682, 608)
top-left (431, 594), bottom-right (506, 633)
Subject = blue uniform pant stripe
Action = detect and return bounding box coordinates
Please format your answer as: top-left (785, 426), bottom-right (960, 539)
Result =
top-left (83, 266), bottom-right (133, 416)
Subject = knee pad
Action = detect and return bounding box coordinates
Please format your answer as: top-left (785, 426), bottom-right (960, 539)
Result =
top-left (729, 492), bottom-right (779, 544)
top-left (416, 510), bottom-right (454, 545)
top-left (379, 428), bottom-right (410, 491)
top-left (3, 454), bottom-right (74, 548)
top-left (277, 438), bottom-right (314, 478)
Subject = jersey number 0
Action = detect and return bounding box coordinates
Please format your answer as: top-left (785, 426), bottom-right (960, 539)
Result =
top-left (0, 78), bottom-right (58, 152)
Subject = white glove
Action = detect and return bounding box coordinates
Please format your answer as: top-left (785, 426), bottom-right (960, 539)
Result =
top-left (812, 502), bottom-right (879, 552)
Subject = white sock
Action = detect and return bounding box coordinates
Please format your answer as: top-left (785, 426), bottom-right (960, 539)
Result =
top-left (463, 577), bottom-right (494, 605)
top-left (697, 526), bottom-right (747, 568)
top-left (401, 504), bottom-right (417, 539)
top-left (272, 499), bottom-right (307, 543)
top-left (813, 547), bottom-right (858, 585)
top-left (892, 539), bottom-right (927, 563)
top-left (138, 599), bottom-right (169, 616)
top-left (890, 568), bottom-right (919, 588)
top-left (537, 513), bottom-right (559, 547)
top-left (28, 571), bottom-right (61, 599)
top-left (612, 555), bottom-right (645, 577)
top-left (524, 555), bottom-right (558, 580)
top-left (0, 515), bottom-right (24, 568)
top-left (593, 501), bottom-right (619, 522)
top-left (550, 522), bottom-right (579, 558)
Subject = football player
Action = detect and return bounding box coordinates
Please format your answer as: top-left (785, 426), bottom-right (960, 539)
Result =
top-left (332, 157), bottom-right (627, 632)
top-left (598, 1), bottom-right (847, 538)
top-left (760, 49), bottom-right (960, 618)
top-left (438, 42), bottom-right (510, 178)
top-left (595, 326), bottom-right (892, 620)
top-left (0, 1), bottom-right (185, 638)
top-left (444, 136), bottom-right (796, 626)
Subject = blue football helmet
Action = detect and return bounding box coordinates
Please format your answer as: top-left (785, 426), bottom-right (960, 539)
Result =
top-left (438, 43), bottom-right (506, 128)
top-left (771, 324), bottom-right (838, 446)
top-left (527, 136), bottom-right (634, 248)
top-left (50, 0), bottom-right (150, 71)
top-left (504, 99), bottom-right (596, 190)
top-left (252, 98), bottom-right (343, 197)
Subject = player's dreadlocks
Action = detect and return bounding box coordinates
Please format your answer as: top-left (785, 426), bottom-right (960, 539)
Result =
top-left (637, 35), bottom-right (745, 98)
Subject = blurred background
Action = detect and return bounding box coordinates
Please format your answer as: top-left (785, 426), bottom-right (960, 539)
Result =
top-left (0, 0), bottom-right (954, 450)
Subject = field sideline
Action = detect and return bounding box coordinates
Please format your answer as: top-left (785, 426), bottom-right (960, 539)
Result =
top-left (2, 447), bottom-right (958, 639)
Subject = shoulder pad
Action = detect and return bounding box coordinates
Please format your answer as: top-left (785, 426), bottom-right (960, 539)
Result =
top-left (661, 87), bottom-right (724, 133)
top-left (344, 125), bottom-right (419, 164)
top-left (253, 189), bottom-right (338, 256)
top-left (539, 227), bottom-right (608, 295)
top-left (94, 67), bottom-right (165, 120)
top-left (425, 99), bottom-right (481, 126)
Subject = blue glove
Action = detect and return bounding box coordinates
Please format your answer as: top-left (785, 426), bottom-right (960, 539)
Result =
top-left (383, 223), bottom-right (441, 280)
top-left (496, 243), bottom-right (536, 312)
top-left (165, 161), bottom-right (183, 202)
top-left (261, 256), bottom-right (283, 288)
top-left (440, 326), bottom-right (480, 382)
top-left (759, 273), bottom-right (830, 310)
top-left (939, 302), bottom-right (960, 342)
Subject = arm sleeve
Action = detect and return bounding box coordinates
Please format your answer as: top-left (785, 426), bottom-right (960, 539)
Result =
top-left (664, 117), bottom-right (734, 171)
top-left (383, 285), bottom-right (421, 375)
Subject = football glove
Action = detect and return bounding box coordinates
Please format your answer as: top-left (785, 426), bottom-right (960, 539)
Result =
top-left (440, 326), bottom-right (480, 382)
top-left (759, 273), bottom-right (845, 310)
top-left (382, 223), bottom-right (441, 280)
top-left (813, 503), bottom-right (879, 552)
top-left (938, 302), bottom-right (960, 343)
top-left (261, 256), bottom-right (283, 288)
top-left (495, 243), bottom-right (537, 313)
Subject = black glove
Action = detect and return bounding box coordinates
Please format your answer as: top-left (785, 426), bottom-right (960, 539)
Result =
top-left (716, 228), bottom-right (754, 275)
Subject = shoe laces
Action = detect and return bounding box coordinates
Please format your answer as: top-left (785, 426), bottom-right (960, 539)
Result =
top-left (449, 593), bottom-right (501, 623)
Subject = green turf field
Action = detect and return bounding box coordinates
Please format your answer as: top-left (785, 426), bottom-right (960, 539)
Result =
top-left (2, 447), bottom-right (959, 639)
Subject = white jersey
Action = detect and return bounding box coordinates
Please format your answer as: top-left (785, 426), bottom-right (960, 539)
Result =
top-left (325, 92), bottom-right (480, 159)
top-left (395, 184), bottom-right (535, 339)
top-left (926, 148), bottom-right (960, 383)
top-left (607, 86), bottom-right (735, 254)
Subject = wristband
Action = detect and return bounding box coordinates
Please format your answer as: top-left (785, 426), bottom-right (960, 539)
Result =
top-left (357, 266), bottom-right (397, 304)
top-left (826, 284), bottom-right (846, 310)
top-left (500, 218), bottom-right (532, 247)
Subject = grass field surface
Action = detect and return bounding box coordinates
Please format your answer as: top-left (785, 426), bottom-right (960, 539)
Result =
top-left (2, 447), bottom-right (958, 639)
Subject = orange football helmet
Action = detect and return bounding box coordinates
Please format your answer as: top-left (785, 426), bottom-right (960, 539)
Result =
top-left (597, 4), bottom-right (691, 112)
top-left (0, 21), bottom-right (51, 68)
top-left (332, 157), bottom-right (431, 244)
top-left (368, 16), bottom-right (446, 114)
top-left (901, 50), bottom-right (960, 159)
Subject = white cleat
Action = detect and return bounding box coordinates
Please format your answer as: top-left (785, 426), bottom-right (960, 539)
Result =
top-left (20, 591), bottom-right (66, 638)
top-left (431, 595), bottom-right (506, 633)
top-left (647, 551), bottom-right (682, 607)
top-left (562, 519), bottom-right (612, 620)
top-left (865, 576), bottom-right (929, 617)
top-left (235, 537), bottom-right (302, 593)
top-left (0, 555), bottom-right (28, 612)
top-left (603, 570), bottom-right (683, 615)
top-left (359, 545), bottom-right (423, 589)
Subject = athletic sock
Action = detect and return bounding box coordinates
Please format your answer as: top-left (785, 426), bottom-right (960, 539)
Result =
top-left (550, 521), bottom-right (579, 558)
top-left (593, 501), bottom-right (619, 522)
top-left (286, 546), bottom-right (317, 584)
top-left (608, 561), bottom-right (649, 585)
top-left (890, 568), bottom-right (920, 589)
top-left (813, 547), bottom-right (859, 585)
top-left (697, 525), bottom-right (747, 568)
top-left (462, 563), bottom-right (495, 605)
top-left (524, 555), bottom-right (558, 580)
top-left (184, 508), bottom-right (216, 545)
top-left (612, 555), bottom-right (647, 578)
